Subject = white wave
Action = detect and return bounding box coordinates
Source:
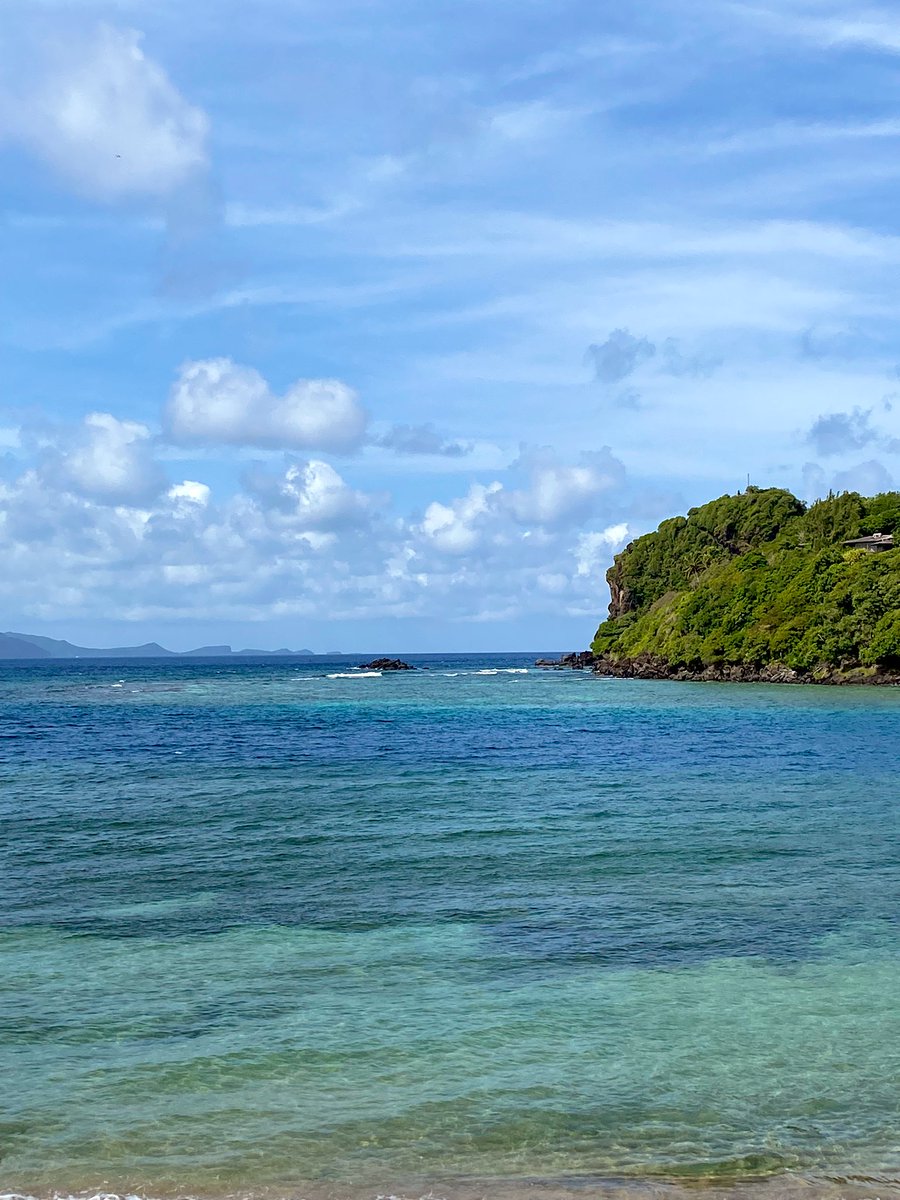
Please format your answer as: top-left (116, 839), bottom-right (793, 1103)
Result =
top-left (474, 669), bottom-right (499, 675)
top-left (0, 1195), bottom-right (145, 1200)
top-left (327, 671), bottom-right (382, 678)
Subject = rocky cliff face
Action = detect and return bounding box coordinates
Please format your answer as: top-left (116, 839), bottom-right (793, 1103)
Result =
top-left (605, 553), bottom-right (635, 619)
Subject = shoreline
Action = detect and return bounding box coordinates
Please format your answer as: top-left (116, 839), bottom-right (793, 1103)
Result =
top-left (536, 653), bottom-right (900, 686)
top-left (5, 1172), bottom-right (900, 1200)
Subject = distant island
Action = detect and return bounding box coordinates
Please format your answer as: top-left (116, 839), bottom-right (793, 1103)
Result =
top-left (584, 486), bottom-right (899, 685)
top-left (0, 633), bottom-right (316, 660)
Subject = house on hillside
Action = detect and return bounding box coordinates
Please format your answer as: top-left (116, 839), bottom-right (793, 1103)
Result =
top-left (843, 532), bottom-right (895, 552)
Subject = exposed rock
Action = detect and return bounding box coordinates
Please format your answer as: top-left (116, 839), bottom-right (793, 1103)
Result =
top-left (535, 651), bottom-right (597, 670)
top-left (605, 558), bottom-right (636, 619)
top-left (359, 658), bottom-right (413, 671)
top-left (590, 653), bottom-right (900, 686)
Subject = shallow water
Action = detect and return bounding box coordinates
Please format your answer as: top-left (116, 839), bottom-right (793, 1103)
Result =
top-left (1, 655), bottom-right (899, 1196)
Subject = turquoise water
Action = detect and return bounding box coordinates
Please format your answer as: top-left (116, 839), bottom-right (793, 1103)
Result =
top-left (2, 656), bottom-right (899, 1195)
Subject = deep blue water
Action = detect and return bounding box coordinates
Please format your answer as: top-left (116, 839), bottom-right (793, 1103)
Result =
top-left (1, 656), bottom-right (899, 1194)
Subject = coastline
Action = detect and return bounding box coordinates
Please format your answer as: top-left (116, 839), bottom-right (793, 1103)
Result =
top-left (537, 653), bottom-right (900, 686)
top-left (5, 1172), bottom-right (900, 1200)
top-left (592, 654), bottom-right (900, 686)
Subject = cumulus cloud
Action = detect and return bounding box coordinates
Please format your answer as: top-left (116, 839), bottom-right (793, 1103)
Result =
top-left (57, 412), bottom-right (165, 504)
top-left (420, 482), bottom-right (503, 554)
top-left (0, 398), bottom-right (636, 628)
top-left (805, 406), bottom-right (900, 456)
top-left (375, 423), bottom-right (471, 457)
top-left (506, 448), bottom-right (626, 528)
top-left (0, 24), bottom-right (209, 202)
top-left (587, 328), bottom-right (655, 384)
top-left (168, 480), bottom-right (210, 507)
top-left (417, 448), bottom-right (627, 556)
top-left (802, 457), bottom-right (895, 500)
top-left (242, 459), bottom-right (373, 532)
top-left (0, 461), bottom-right (635, 625)
top-left (801, 461), bottom-right (828, 502)
top-left (165, 359), bottom-right (369, 452)
top-left (832, 459), bottom-right (895, 494)
top-left (586, 330), bottom-right (719, 407)
top-left (575, 523), bottom-right (630, 577)
top-left (807, 407), bottom-right (876, 455)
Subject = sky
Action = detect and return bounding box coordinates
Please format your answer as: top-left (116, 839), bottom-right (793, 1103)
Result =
top-left (2, 0), bottom-right (900, 652)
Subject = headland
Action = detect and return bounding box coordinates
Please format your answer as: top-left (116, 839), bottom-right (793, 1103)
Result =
top-left (542, 486), bottom-right (900, 684)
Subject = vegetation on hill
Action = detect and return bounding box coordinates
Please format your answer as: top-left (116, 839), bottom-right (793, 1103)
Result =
top-left (591, 487), bottom-right (900, 675)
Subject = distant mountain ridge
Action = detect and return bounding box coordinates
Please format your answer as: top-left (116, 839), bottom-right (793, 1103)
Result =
top-left (0, 633), bottom-right (50, 659)
top-left (0, 633), bottom-right (316, 660)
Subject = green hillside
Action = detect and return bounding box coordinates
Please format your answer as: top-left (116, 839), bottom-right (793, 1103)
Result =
top-left (591, 487), bottom-right (900, 678)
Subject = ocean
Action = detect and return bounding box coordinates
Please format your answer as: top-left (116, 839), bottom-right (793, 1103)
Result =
top-left (2, 655), bottom-right (899, 1200)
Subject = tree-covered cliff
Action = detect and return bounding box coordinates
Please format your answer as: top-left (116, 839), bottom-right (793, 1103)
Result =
top-left (591, 487), bottom-right (900, 679)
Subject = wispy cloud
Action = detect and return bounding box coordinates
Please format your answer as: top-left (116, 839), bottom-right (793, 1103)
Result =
top-left (704, 117), bottom-right (900, 156)
top-left (730, 2), bottom-right (900, 54)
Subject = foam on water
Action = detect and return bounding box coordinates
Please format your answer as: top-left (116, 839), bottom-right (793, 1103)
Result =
top-left (4, 1183), bottom-right (900, 1200)
top-left (326, 671), bottom-right (382, 678)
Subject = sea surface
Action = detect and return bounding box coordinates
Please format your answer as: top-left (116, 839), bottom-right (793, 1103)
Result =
top-left (2, 655), bottom-right (899, 1200)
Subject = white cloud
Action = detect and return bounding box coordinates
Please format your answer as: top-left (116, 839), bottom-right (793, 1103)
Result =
top-left (486, 101), bottom-right (578, 143)
top-left (0, 431), bottom-right (642, 628)
top-left (243, 459), bottom-right (373, 532)
top-left (576, 524), bottom-right (630, 577)
top-left (506, 449), bottom-right (626, 528)
top-left (59, 412), bottom-right (164, 504)
top-left (168, 480), bottom-right (210, 506)
top-left (416, 448), bottom-right (628, 556)
top-left (420, 482), bottom-right (504, 554)
top-left (731, 3), bottom-right (900, 55)
top-left (705, 117), bottom-right (900, 156)
top-left (0, 24), bottom-right (209, 201)
top-left (165, 359), bottom-right (369, 452)
top-left (822, 15), bottom-right (900, 53)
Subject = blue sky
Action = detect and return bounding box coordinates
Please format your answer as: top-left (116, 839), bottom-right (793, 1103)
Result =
top-left (2, 0), bottom-right (900, 651)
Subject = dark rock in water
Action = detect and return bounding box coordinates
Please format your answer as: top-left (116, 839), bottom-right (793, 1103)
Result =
top-left (359, 658), bottom-right (413, 671)
top-left (535, 651), bottom-right (597, 670)
top-left (590, 652), bottom-right (900, 686)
